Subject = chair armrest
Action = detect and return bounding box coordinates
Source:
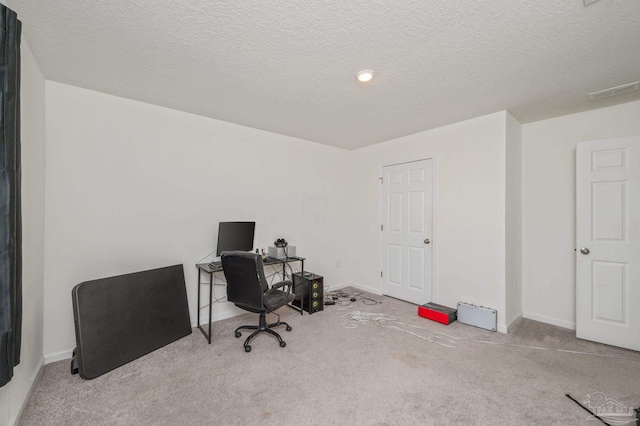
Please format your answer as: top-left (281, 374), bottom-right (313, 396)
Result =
top-left (264, 280), bottom-right (295, 311)
top-left (271, 280), bottom-right (292, 290)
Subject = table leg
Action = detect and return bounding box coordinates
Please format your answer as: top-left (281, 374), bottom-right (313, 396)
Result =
top-left (197, 269), bottom-right (201, 329)
top-left (197, 268), bottom-right (213, 344)
top-left (300, 260), bottom-right (305, 315)
top-left (208, 272), bottom-right (213, 344)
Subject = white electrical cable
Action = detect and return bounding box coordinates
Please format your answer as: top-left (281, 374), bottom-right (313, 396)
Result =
top-left (341, 310), bottom-right (640, 362)
top-left (433, 331), bottom-right (640, 362)
top-left (341, 311), bottom-right (454, 347)
top-left (211, 278), bottom-right (227, 303)
top-left (375, 318), bottom-right (457, 348)
top-left (195, 249), bottom-right (216, 264)
top-left (342, 311), bottom-right (396, 328)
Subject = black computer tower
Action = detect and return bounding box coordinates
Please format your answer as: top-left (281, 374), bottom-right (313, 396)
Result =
top-left (292, 272), bottom-right (324, 314)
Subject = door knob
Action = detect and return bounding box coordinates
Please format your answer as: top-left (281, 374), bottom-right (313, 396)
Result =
top-left (424, 239), bottom-right (430, 244)
top-left (580, 247), bottom-right (590, 255)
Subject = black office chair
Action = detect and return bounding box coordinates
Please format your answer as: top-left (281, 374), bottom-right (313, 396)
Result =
top-left (221, 251), bottom-right (295, 352)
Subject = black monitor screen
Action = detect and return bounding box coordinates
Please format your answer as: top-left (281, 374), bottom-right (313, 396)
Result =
top-left (216, 222), bottom-right (256, 256)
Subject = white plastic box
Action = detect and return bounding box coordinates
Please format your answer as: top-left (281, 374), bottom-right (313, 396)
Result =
top-left (267, 245), bottom-right (296, 259)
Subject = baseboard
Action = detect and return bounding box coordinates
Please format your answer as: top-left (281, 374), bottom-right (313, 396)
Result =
top-left (338, 282), bottom-right (382, 295)
top-left (190, 303), bottom-right (245, 328)
top-left (496, 324), bottom-right (508, 334)
top-left (523, 311), bottom-right (576, 330)
top-left (506, 314), bottom-right (523, 333)
top-left (44, 348), bottom-right (74, 364)
top-left (9, 356), bottom-right (44, 426)
top-left (44, 308), bottom-right (241, 365)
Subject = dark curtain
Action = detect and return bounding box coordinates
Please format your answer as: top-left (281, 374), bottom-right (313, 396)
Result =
top-left (0, 3), bottom-right (21, 388)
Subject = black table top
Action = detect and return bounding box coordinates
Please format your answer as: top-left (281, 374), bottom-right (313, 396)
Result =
top-left (196, 256), bottom-right (305, 273)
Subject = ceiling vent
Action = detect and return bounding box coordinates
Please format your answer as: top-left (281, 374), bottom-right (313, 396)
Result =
top-left (588, 81), bottom-right (640, 101)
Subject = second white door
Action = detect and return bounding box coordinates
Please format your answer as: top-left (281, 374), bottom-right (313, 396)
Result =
top-left (576, 136), bottom-right (640, 351)
top-left (380, 159), bottom-right (433, 305)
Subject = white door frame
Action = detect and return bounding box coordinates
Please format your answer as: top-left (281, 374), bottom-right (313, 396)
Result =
top-left (378, 156), bottom-right (438, 303)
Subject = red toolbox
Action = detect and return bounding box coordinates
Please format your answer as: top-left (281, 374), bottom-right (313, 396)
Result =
top-left (418, 302), bottom-right (457, 325)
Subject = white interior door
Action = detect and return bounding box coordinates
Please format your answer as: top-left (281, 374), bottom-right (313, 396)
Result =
top-left (380, 159), bottom-right (433, 305)
top-left (576, 136), bottom-right (640, 351)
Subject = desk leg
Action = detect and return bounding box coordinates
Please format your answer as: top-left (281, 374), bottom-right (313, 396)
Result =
top-left (197, 269), bottom-right (201, 329)
top-left (300, 260), bottom-right (305, 315)
top-left (285, 259), bottom-right (305, 315)
top-left (208, 273), bottom-right (213, 344)
top-left (197, 269), bottom-right (213, 344)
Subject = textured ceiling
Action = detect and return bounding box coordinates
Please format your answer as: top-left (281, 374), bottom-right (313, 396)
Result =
top-left (10, 0), bottom-right (640, 149)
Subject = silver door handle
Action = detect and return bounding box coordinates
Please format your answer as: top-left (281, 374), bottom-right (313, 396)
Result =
top-left (424, 239), bottom-right (430, 244)
top-left (580, 247), bottom-right (590, 255)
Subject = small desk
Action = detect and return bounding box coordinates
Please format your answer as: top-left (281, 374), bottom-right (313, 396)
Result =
top-left (196, 256), bottom-right (305, 344)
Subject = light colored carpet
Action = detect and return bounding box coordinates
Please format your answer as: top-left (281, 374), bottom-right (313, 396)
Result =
top-left (19, 288), bottom-right (640, 425)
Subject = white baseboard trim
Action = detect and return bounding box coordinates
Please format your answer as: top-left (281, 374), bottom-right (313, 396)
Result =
top-left (340, 282), bottom-right (382, 295)
top-left (506, 314), bottom-right (523, 333)
top-left (46, 308), bottom-right (244, 364)
top-left (45, 348), bottom-right (74, 364)
top-left (191, 303), bottom-right (244, 328)
top-left (523, 311), bottom-right (576, 330)
top-left (44, 310), bottom-right (240, 365)
top-left (9, 356), bottom-right (44, 426)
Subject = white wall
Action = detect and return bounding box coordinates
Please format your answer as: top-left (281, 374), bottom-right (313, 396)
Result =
top-left (522, 99), bottom-right (640, 329)
top-left (505, 112), bottom-right (522, 327)
top-left (32, 70), bottom-right (640, 373)
top-left (347, 111), bottom-right (510, 332)
top-left (43, 82), bottom-right (350, 359)
top-left (0, 38), bottom-right (46, 426)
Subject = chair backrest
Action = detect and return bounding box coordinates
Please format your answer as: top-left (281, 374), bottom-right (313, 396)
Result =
top-left (221, 251), bottom-right (268, 310)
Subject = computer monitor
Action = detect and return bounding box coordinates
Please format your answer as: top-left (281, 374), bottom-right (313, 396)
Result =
top-left (216, 222), bottom-right (256, 256)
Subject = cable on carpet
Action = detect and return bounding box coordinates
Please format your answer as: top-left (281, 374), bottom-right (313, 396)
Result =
top-left (341, 311), bottom-right (456, 347)
top-left (326, 290), bottom-right (380, 306)
top-left (342, 311), bottom-right (394, 328)
top-left (341, 310), bottom-right (640, 362)
top-left (565, 394), bottom-right (611, 426)
top-left (432, 330), bottom-right (640, 363)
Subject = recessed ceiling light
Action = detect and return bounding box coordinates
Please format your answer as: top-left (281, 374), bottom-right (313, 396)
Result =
top-left (356, 70), bottom-right (374, 83)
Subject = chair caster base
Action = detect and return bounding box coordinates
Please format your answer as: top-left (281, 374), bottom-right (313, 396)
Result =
top-left (236, 314), bottom-right (291, 351)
